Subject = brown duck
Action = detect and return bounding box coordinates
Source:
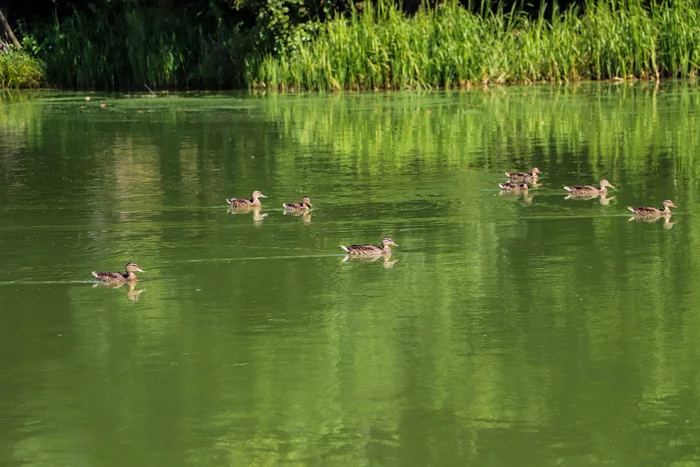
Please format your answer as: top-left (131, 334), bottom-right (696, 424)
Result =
top-left (628, 199), bottom-right (677, 217)
top-left (340, 237), bottom-right (398, 255)
top-left (563, 180), bottom-right (615, 196)
top-left (92, 262), bottom-right (145, 282)
top-left (499, 182), bottom-right (529, 192)
top-left (283, 196), bottom-right (312, 211)
top-left (226, 190), bottom-right (267, 208)
top-left (506, 168), bottom-right (541, 183)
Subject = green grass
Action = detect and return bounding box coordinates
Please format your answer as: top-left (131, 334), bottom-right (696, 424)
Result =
top-left (37, 8), bottom-right (246, 90)
top-left (247, 0), bottom-right (700, 90)
top-left (0, 49), bottom-right (45, 88)
top-left (27, 0), bottom-right (700, 90)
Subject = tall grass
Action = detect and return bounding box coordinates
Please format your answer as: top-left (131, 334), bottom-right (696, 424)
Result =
top-left (247, 0), bottom-right (700, 90)
top-left (0, 49), bottom-right (45, 88)
top-left (29, 0), bottom-right (700, 90)
top-left (37, 8), bottom-right (246, 90)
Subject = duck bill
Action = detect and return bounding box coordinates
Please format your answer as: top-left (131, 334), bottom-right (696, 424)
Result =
top-left (137, 268), bottom-right (145, 272)
top-left (391, 242), bottom-right (399, 247)
top-left (260, 194), bottom-right (267, 198)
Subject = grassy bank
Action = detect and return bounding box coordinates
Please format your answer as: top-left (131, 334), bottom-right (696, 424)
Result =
top-left (25, 0), bottom-right (700, 90)
top-left (0, 49), bottom-right (44, 88)
top-left (248, 0), bottom-right (700, 90)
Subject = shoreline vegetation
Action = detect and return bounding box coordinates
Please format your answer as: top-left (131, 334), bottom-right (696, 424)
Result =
top-left (2, 0), bottom-right (700, 90)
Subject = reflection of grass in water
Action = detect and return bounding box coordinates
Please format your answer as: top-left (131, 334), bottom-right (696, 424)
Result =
top-left (3, 88), bottom-right (700, 464)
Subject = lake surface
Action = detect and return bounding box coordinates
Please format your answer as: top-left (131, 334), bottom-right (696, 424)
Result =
top-left (1, 84), bottom-right (699, 466)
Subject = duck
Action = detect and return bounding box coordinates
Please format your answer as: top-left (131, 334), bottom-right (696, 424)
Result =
top-left (506, 168), bottom-right (541, 182)
top-left (627, 199), bottom-right (677, 217)
top-left (563, 180), bottom-right (615, 196)
top-left (226, 190), bottom-right (267, 208)
top-left (283, 196), bottom-right (312, 211)
top-left (499, 182), bottom-right (529, 192)
top-left (92, 262), bottom-right (145, 282)
top-left (340, 237), bottom-right (398, 255)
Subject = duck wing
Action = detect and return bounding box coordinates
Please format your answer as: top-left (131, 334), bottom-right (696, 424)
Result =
top-left (227, 198), bottom-right (252, 207)
top-left (564, 185), bottom-right (597, 194)
top-left (341, 244), bottom-right (383, 255)
top-left (92, 271), bottom-right (127, 282)
top-left (499, 182), bottom-right (526, 191)
top-left (283, 202), bottom-right (308, 211)
top-left (506, 172), bottom-right (535, 181)
top-left (628, 206), bottom-right (661, 216)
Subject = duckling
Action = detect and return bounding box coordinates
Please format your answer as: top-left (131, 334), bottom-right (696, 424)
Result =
top-left (283, 196), bottom-right (312, 211)
top-left (226, 190), bottom-right (267, 208)
top-left (506, 168), bottom-right (541, 182)
top-left (499, 182), bottom-right (529, 192)
top-left (92, 262), bottom-right (145, 282)
top-left (628, 199), bottom-right (677, 217)
top-left (563, 180), bottom-right (615, 196)
top-left (340, 237), bottom-right (398, 255)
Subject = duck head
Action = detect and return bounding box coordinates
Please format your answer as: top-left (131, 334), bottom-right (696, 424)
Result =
top-left (125, 262), bottom-right (145, 273)
top-left (381, 237), bottom-right (398, 248)
top-left (662, 200), bottom-right (677, 209)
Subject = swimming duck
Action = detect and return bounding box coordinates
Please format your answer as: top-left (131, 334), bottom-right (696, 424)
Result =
top-left (506, 168), bottom-right (541, 182)
top-left (226, 190), bottom-right (267, 208)
top-left (340, 237), bottom-right (398, 255)
top-left (628, 199), bottom-right (677, 217)
top-left (92, 262), bottom-right (145, 282)
top-left (563, 180), bottom-right (615, 196)
top-left (499, 182), bottom-right (529, 192)
top-left (283, 196), bottom-right (312, 211)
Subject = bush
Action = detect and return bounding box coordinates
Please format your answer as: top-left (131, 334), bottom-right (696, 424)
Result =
top-left (0, 47), bottom-right (45, 88)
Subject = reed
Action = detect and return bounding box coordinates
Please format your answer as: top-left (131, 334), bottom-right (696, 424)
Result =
top-left (0, 49), bottom-right (44, 88)
top-left (247, 0), bottom-right (700, 90)
top-left (27, 0), bottom-right (700, 90)
top-left (36, 8), bottom-right (245, 90)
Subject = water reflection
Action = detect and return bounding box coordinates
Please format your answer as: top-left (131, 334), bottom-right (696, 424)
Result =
top-left (628, 214), bottom-right (677, 229)
top-left (500, 189), bottom-right (536, 205)
top-left (283, 210), bottom-right (312, 224)
top-left (227, 206), bottom-right (268, 225)
top-left (92, 281), bottom-right (146, 300)
top-left (3, 86), bottom-right (700, 467)
top-left (342, 253), bottom-right (399, 268)
top-left (565, 193), bottom-right (616, 205)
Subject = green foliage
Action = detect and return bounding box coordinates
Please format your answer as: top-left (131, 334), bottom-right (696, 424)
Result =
top-left (247, 0), bottom-right (700, 90)
top-left (33, 5), bottom-right (253, 89)
top-left (0, 48), bottom-right (45, 88)
top-left (18, 0), bottom-right (700, 90)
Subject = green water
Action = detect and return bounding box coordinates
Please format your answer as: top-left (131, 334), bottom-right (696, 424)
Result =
top-left (1, 84), bottom-right (699, 466)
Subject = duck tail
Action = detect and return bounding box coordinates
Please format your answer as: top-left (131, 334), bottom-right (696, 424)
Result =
top-left (627, 206), bottom-right (636, 213)
top-left (504, 172), bottom-right (511, 177)
top-left (340, 245), bottom-right (349, 252)
top-left (498, 183), bottom-right (507, 189)
top-left (91, 271), bottom-right (99, 278)
top-left (563, 186), bottom-right (572, 192)
top-left (283, 203), bottom-right (288, 209)
top-left (225, 198), bottom-right (231, 204)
